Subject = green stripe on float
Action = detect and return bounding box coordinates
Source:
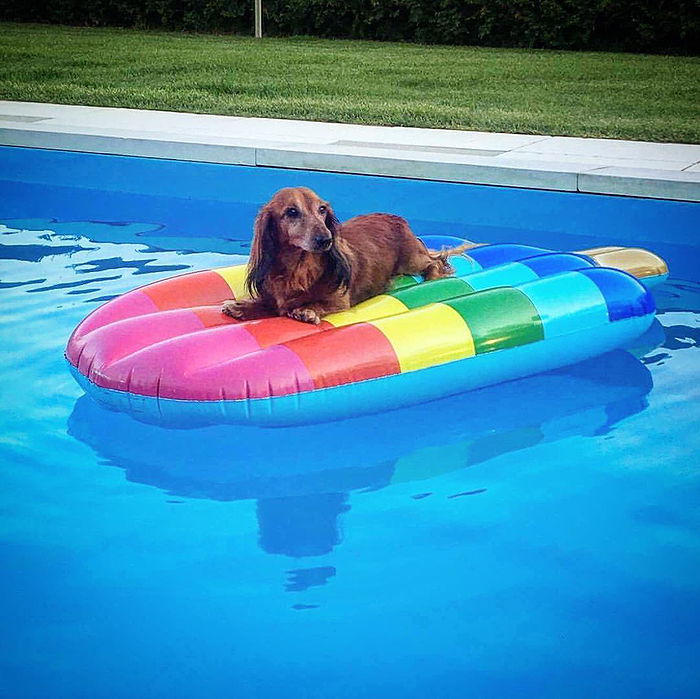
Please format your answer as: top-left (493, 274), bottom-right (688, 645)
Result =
top-left (444, 287), bottom-right (544, 354)
top-left (387, 275), bottom-right (420, 291)
top-left (389, 277), bottom-right (474, 309)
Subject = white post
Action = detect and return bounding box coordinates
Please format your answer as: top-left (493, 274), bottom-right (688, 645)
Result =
top-left (254, 0), bottom-right (263, 38)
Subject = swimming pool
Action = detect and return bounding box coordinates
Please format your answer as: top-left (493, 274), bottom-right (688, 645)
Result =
top-left (1, 145), bottom-right (699, 698)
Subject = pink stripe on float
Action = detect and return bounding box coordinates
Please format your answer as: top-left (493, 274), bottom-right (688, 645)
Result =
top-left (98, 323), bottom-right (263, 399)
top-left (74, 309), bottom-right (206, 379)
top-left (66, 289), bottom-right (158, 364)
top-left (189, 345), bottom-right (315, 400)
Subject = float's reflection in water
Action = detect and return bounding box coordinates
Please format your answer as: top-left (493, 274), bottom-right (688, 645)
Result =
top-left (68, 324), bottom-right (659, 580)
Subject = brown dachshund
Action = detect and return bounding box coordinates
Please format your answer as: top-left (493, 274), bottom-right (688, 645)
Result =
top-left (221, 186), bottom-right (473, 325)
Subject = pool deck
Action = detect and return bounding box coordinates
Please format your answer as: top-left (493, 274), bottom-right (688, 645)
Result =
top-left (1, 100), bottom-right (699, 202)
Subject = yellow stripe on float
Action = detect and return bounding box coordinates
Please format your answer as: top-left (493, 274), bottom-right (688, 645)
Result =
top-left (215, 265), bottom-right (249, 299)
top-left (370, 303), bottom-right (476, 372)
top-left (325, 294), bottom-right (408, 327)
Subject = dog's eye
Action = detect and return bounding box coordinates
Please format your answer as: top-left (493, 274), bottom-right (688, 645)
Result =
top-left (319, 205), bottom-right (327, 214)
top-left (286, 207), bottom-right (300, 218)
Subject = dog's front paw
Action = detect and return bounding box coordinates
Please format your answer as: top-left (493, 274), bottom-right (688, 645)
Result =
top-left (288, 307), bottom-right (321, 325)
top-left (221, 299), bottom-right (247, 319)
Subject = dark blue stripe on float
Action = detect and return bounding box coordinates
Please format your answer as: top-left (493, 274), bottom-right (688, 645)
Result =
top-left (577, 267), bottom-right (656, 321)
top-left (468, 244), bottom-right (548, 268)
top-left (520, 252), bottom-right (596, 277)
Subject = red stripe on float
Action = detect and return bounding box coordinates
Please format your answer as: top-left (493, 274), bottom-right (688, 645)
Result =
top-left (244, 316), bottom-right (329, 347)
top-left (191, 306), bottom-right (239, 328)
top-left (284, 322), bottom-right (400, 389)
top-left (144, 270), bottom-right (234, 311)
top-left (189, 311), bottom-right (331, 342)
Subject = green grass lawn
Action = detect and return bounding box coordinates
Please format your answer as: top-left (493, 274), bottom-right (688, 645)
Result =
top-left (1, 22), bottom-right (699, 143)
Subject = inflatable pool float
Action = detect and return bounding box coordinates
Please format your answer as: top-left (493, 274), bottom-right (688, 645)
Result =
top-left (66, 238), bottom-right (667, 426)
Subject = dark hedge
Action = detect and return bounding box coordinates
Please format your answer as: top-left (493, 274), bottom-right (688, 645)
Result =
top-left (1, 0), bottom-right (698, 54)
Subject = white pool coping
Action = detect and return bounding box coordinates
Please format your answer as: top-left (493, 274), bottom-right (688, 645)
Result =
top-left (1, 100), bottom-right (699, 202)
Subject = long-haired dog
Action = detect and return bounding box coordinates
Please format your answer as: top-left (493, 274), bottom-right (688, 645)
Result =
top-left (221, 187), bottom-right (474, 325)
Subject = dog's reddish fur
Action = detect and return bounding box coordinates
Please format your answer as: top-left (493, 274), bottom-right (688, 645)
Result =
top-left (221, 186), bottom-right (473, 325)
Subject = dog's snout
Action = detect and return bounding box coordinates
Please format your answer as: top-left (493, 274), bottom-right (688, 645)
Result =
top-left (313, 233), bottom-right (332, 251)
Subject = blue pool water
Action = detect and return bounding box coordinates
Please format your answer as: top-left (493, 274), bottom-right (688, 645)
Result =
top-left (1, 146), bottom-right (699, 698)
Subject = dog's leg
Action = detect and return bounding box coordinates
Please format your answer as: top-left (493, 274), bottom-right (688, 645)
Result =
top-left (422, 257), bottom-right (452, 280)
top-left (221, 298), bottom-right (273, 320)
top-left (425, 242), bottom-right (481, 279)
top-left (399, 248), bottom-right (452, 280)
top-left (286, 294), bottom-right (351, 325)
top-left (287, 307), bottom-right (323, 325)
top-left (404, 242), bottom-right (480, 281)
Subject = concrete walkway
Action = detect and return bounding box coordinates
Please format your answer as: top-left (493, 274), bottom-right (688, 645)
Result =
top-left (1, 100), bottom-right (699, 202)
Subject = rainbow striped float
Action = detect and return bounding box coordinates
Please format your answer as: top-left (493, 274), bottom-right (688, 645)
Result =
top-left (66, 238), bottom-right (667, 426)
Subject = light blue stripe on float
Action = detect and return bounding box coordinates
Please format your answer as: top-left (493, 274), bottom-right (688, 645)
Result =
top-left (451, 255), bottom-right (482, 276)
top-left (459, 262), bottom-right (540, 290)
top-left (518, 271), bottom-right (611, 338)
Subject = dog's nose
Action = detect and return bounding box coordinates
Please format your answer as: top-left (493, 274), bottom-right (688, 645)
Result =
top-left (313, 234), bottom-right (332, 250)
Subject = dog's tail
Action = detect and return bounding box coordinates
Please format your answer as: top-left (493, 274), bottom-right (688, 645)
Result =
top-left (427, 240), bottom-right (481, 276)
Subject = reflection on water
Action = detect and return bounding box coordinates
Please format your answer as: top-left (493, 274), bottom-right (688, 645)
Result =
top-left (0, 219), bottom-right (246, 310)
top-left (662, 323), bottom-right (700, 351)
top-left (654, 278), bottom-right (700, 314)
top-left (285, 566), bottom-right (336, 592)
top-left (258, 494), bottom-right (351, 558)
top-left (640, 280), bottom-right (700, 366)
top-left (68, 344), bottom-right (659, 592)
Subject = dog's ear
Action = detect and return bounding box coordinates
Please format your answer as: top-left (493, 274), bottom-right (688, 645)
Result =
top-left (246, 207), bottom-right (278, 298)
top-left (324, 207), bottom-right (351, 291)
top-left (324, 205), bottom-right (340, 239)
top-left (327, 243), bottom-right (352, 291)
